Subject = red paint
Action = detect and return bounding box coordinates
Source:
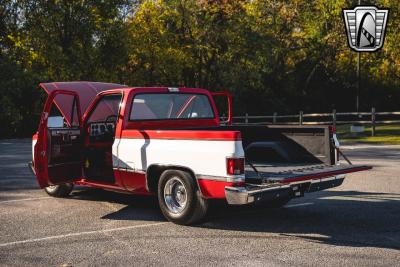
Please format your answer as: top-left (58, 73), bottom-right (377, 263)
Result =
top-left (197, 179), bottom-right (237, 199)
top-left (74, 180), bottom-right (144, 194)
top-left (121, 129), bottom-right (241, 141)
top-left (115, 170), bottom-right (151, 194)
top-left (34, 90), bottom-right (83, 188)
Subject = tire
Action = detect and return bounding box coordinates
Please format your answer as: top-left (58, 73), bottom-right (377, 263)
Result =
top-left (158, 170), bottom-right (208, 225)
top-left (44, 183), bottom-right (74, 197)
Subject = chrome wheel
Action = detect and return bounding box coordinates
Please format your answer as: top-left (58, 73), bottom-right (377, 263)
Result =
top-left (158, 170), bottom-right (209, 225)
top-left (46, 185), bottom-right (58, 191)
top-left (163, 177), bottom-right (188, 214)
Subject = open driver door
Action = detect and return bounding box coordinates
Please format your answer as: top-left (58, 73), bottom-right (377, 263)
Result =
top-left (34, 90), bottom-right (83, 188)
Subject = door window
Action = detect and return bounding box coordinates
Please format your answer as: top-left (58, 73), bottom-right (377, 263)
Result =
top-left (87, 94), bottom-right (122, 123)
top-left (48, 94), bottom-right (80, 128)
top-left (87, 94), bottom-right (122, 139)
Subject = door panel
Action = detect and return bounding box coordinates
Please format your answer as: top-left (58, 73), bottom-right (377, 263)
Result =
top-left (47, 128), bottom-right (82, 184)
top-left (34, 90), bottom-right (83, 188)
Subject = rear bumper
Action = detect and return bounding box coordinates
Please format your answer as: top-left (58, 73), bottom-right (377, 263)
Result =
top-left (225, 175), bottom-right (345, 205)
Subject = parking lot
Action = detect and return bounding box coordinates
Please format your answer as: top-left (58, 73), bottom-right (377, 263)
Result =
top-left (0, 139), bottom-right (399, 266)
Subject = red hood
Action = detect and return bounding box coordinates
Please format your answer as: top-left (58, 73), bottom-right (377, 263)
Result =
top-left (39, 82), bottom-right (127, 123)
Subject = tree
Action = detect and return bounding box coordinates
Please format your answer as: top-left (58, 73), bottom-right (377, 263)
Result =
top-left (1, 0), bottom-right (400, 138)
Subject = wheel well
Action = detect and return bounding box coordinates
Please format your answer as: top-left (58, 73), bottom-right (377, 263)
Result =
top-left (146, 165), bottom-right (197, 193)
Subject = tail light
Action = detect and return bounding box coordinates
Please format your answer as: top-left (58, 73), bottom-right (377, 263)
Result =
top-left (226, 158), bottom-right (244, 175)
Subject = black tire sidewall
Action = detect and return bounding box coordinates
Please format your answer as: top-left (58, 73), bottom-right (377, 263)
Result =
top-left (158, 170), bottom-right (196, 224)
top-left (44, 183), bottom-right (73, 197)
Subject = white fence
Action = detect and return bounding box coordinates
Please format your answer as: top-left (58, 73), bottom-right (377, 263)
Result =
top-left (232, 108), bottom-right (400, 136)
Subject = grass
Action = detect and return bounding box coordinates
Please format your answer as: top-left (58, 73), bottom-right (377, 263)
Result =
top-left (336, 124), bottom-right (400, 144)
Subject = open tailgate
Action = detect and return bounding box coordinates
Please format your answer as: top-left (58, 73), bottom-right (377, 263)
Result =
top-left (245, 164), bottom-right (372, 184)
top-left (226, 164), bottom-right (372, 205)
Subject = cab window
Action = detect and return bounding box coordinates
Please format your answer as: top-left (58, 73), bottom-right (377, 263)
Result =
top-left (130, 93), bottom-right (214, 121)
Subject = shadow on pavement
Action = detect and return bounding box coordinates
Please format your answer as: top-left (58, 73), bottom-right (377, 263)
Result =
top-left (68, 187), bottom-right (400, 250)
top-left (201, 190), bottom-right (400, 250)
top-left (70, 188), bottom-right (165, 222)
top-left (2, 140), bottom-right (399, 251)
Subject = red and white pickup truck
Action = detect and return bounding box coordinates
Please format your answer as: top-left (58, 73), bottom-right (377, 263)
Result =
top-left (30, 82), bottom-right (371, 225)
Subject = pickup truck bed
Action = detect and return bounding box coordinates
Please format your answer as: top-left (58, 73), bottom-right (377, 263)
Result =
top-left (194, 124), bottom-right (371, 205)
top-left (200, 124), bottom-right (337, 164)
top-left (192, 124), bottom-right (370, 183)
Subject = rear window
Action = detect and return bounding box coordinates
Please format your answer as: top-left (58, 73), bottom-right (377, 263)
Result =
top-left (130, 93), bottom-right (215, 121)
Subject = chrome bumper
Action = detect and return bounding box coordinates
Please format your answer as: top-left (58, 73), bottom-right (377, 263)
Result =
top-left (225, 175), bottom-right (345, 205)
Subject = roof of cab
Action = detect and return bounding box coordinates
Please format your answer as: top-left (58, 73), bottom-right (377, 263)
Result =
top-left (39, 82), bottom-right (211, 117)
top-left (39, 82), bottom-right (128, 115)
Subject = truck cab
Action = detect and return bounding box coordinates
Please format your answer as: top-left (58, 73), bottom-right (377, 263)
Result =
top-left (31, 82), bottom-right (371, 225)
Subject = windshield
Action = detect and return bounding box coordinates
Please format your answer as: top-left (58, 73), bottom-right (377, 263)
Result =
top-left (130, 93), bottom-right (214, 121)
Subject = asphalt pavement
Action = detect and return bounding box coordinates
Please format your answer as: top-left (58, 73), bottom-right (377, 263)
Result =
top-left (0, 139), bottom-right (399, 266)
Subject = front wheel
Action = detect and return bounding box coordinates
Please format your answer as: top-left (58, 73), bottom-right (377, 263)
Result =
top-left (44, 183), bottom-right (74, 197)
top-left (158, 170), bottom-right (208, 225)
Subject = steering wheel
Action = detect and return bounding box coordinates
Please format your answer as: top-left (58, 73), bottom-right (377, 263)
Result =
top-left (105, 115), bottom-right (118, 123)
top-left (103, 115), bottom-right (117, 136)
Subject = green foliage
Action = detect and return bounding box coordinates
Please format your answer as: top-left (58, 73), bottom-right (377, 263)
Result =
top-left (0, 0), bottom-right (400, 138)
top-left (337, 124), bottom-right (400, 144)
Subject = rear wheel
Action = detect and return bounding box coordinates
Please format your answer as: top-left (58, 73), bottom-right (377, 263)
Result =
top-left (158, 170), bottom-right (208, 225)
top-left (44, 183), bottom-right (74, 197)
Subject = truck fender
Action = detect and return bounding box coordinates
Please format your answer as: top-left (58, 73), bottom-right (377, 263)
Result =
top-left (145, 164), bottom-right (204, 197)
